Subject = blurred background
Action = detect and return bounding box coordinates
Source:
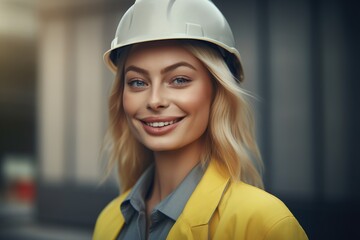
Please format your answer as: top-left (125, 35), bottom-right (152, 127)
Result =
top-left (0, 0), bottom-right (358, 239)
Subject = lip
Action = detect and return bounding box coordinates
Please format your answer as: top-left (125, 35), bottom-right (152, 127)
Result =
top-left (139, 116), bottom-right (185, 136)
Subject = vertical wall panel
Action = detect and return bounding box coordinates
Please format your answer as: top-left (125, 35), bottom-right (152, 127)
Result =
top-left (321, 0), bottom-right (347, 200)
top-left (269, 0), bottom-right (314, 198)
top-left (38, 19), bottom-right (68, 182)
top-left (74, 15), bottom-right (104, 183)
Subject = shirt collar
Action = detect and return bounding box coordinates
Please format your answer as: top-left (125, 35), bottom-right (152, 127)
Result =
top-left (120, 164), bottom-right (155, 223)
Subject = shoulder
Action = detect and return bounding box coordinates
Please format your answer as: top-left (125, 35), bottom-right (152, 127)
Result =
top-left (215, 181), bottom-right (308, 239)
top-left (93, 190), bottom-right (130, 240)
top-left (223, 181), bottom-right (291, 216)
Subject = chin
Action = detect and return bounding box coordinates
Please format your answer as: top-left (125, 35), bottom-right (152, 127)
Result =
top-left (140, 139), bottom-right (182, 152)
top-left (144, 144), bottom-right (179, 152)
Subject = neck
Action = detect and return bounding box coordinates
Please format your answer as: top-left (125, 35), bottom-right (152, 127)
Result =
top-left (151, 137), bottom-right (205, 201)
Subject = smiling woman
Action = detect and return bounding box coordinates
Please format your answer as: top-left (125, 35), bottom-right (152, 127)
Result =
top-left (93, 0), bottom-right (308, 239)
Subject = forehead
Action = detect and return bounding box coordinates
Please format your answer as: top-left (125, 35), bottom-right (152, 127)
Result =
top-left (125, 40), bottom-right (203, 68)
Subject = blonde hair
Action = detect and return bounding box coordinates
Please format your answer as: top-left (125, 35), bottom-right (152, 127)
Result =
top-left (104, 40), bottom-right (264, 192)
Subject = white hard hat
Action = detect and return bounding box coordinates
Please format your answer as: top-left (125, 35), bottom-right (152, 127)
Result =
top-left (104, 0), bottom-right (244, 81)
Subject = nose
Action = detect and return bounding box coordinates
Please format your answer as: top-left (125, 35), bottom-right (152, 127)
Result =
top-left (146, 86), bottom-right (169, 111)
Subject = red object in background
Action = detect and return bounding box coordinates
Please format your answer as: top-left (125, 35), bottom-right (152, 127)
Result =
top-left (14, 180), bottom-right (36, 203)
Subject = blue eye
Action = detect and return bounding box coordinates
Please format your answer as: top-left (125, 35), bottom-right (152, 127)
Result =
top-left (127, 79), bottom-right (147, 88)
top-left (172, 77), bottom-right (191, 86)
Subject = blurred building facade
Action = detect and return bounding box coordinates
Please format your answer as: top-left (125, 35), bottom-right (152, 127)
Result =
top-left (0, 0), bottom-right (359, 239)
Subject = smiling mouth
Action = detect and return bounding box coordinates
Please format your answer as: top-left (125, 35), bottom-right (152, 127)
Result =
top-left (142, 117), bottom-right (184, 128)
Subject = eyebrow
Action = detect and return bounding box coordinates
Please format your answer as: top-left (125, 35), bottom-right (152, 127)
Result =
top-left (124, 61), bottom-right (197, 76)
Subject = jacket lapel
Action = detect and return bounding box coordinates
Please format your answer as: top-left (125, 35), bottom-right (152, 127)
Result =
top-left (167, 160), bottom-right (230, 239)
top-left (93, 190), bottom-right (129, 240)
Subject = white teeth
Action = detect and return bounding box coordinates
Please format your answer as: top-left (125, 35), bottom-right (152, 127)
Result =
top-left (146, 120), bottom-right (175, 128)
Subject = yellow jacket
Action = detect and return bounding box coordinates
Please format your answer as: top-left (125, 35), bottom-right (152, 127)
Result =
top-left (93, 161), bottom-right (308, 240)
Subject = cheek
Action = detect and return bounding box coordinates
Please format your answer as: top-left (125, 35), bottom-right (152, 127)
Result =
top-left (195, 84), bottom-right (213, 129)
top-left (122, 92), bottom-right (142, 136)
top-left (122, 92), bottom-right (137, 116)
top-left (177, 85), bottom-right (212, 123)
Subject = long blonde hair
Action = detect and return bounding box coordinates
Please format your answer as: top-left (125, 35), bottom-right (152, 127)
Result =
top-left (104, 40), bottom-right (264, 192)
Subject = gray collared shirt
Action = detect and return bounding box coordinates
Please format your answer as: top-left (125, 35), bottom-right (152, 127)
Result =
top-left (117, 163), bottom-right (205, 240)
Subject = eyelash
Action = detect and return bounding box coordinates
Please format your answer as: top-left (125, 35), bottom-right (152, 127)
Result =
top-left (171, 77), bottom-right (191, 86)
top-left (127, 79), bottom-right (148, 88)
top-left (126, 76), bottom-right (191, 89)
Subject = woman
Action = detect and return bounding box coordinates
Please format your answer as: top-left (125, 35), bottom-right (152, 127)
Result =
top-left (94, 0), bottom-right (308, 239)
